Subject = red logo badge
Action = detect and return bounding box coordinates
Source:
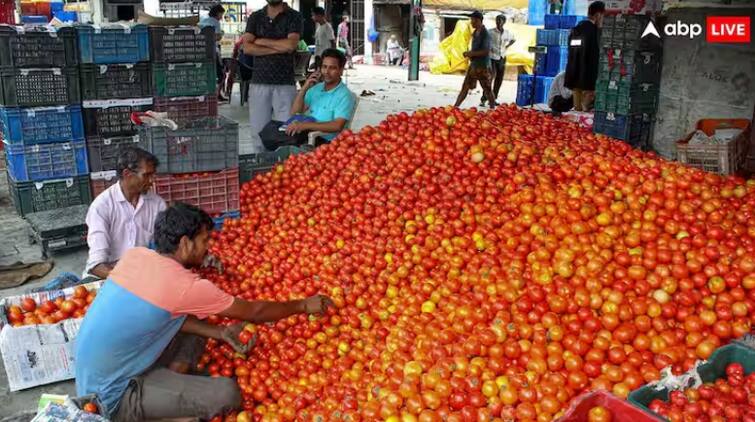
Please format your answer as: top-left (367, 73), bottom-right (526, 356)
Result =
top-left (706, 16), bottom-right (751, 43)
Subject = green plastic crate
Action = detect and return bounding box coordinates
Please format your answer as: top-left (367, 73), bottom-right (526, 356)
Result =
top-left (7, 172), bottom-right (92, 217)
top-left (628, 344), bottom-right (755, 417)
top-left (596, 78), bottom-right (659, 114)
top-left (599, 49), bottom-right (661, 83)
top-left (152, 61), bottom-right (216, 97)
top-left (239, 146), bottom-right (312, 184)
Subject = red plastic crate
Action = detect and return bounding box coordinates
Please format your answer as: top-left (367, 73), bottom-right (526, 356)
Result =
top-left (90, 171), bottom-right (118, 199)
top-left (151, 95), bottom-right (219, 128)
top-left (20, 0), bottom-right (51, 18)
top-left (557, 390), bottom-right (662, 422)
top-left (0, 0), bottom-right (15, 24)
top-left (154, 168), bottom-right (239, 215)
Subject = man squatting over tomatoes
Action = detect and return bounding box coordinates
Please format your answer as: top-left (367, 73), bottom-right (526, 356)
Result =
top-left (74, 202), bottom-right (334, 421)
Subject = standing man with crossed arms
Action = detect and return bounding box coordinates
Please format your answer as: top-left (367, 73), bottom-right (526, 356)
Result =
top-left (242, 0), bottom-right (303, 153)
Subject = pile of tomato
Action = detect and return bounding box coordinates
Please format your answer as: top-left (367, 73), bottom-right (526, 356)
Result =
top-left (202, 105), bottom-right (755, 421)
top-left (648, 362), bottom-right (755, 422)
top-left (5, 286), bottom-right (96, 326)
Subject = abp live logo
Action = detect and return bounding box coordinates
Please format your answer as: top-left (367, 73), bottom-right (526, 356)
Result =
top-left (651, 16), bottom-right (751, 43)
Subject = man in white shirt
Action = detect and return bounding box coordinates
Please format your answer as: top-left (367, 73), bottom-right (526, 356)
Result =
top-left (386, 34), bottom-right (404, 66)
top-left (481, 14), bottom-right (515, 107)
top-left (84, 147), bottom-right (166, 279)
top-left (312, 6), bottom-right (335, 69)
top-left (548, 71), bottom-right (574, 114)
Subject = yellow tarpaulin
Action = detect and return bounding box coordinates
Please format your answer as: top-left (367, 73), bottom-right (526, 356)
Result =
top-left (423, 0), bottom-right (528, 10)
top-left (429, 20), bottom-right (473, 74)
top-left (429, 21), bottom-right (536, 75)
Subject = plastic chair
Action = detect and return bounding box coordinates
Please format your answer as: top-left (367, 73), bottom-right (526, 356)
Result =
top-left (294, 51), bottom-right (312, 85)
top-left (307, 94), bottom-right (360, 146)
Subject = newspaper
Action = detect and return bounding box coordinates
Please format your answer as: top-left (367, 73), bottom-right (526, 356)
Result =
top-left (0, 281), bottom-right (102, 391)
top-left (0, 318), bottom-right (83, 391)
top-left (32, 402), bottom-right (108, 422)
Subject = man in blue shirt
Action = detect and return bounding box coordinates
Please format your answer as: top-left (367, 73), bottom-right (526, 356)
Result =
top-left (454, 11), bottom-right (497, 109)
top-left (285, 48), bottom-right (356, 144)
top-left (75, 203), bottom-right (333, 420)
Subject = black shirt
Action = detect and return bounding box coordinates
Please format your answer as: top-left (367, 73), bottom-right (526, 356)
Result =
top-left (245, 5), bottom-right (303, 85)
top-left (564, 20), bottom-right (600, 91)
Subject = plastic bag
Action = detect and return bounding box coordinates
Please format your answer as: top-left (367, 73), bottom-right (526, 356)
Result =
top-left (429, 20), bottom-right (472, 75)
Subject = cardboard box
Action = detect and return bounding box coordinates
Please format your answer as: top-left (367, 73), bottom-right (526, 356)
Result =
top-left (0, 281), bottom-right (102, 391)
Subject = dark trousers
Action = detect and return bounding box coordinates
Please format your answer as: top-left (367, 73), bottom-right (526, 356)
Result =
top-left (481, 58), bottom-right (506, 103)
top-left (550, 95), bottom-right (574, 113)
top-left (112, 334), bottom-right (241, 421)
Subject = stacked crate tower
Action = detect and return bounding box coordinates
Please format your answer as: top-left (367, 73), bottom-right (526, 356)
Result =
top-left (143, 26), bottom-right (240, 226)
top-left (0, 25), bottom-right (89, 217)
top-left (593, 15), bottom-right (662, 150)
top-left (78, 23), bottom-right (152, 199)
top-left (516, 14), bottom-right (583, 107)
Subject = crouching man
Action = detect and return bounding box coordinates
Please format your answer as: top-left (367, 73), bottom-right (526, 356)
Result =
top-left (75, 202), bottom-right (333, 421)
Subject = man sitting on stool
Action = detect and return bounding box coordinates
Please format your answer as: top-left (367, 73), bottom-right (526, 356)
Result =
top-left (261, 48), bottom-right (355, 149)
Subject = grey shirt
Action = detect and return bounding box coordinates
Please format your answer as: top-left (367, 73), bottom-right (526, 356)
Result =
top-left (315, 22), bottom-right (335, 57)
top-left (470, 26), bottom-right (491, 69)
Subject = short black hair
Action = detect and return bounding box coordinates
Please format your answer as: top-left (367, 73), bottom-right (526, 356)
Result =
top-left (497, 15), bottom-right (507, 24)
top-left (209, 4), bottom-right (225, 18)
top-left (116, 146), bottom-right (159, 179)
top-left (588, 1), bottom-right (605, 16)
top-left (321, 48), bottom-right (346, 68)
top-left (312, 6), bottom-right (325, 16)
top-left (153, 203), bottom-right (213, 254)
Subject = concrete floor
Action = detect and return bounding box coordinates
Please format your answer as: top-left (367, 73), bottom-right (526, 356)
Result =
top-left (0, 65), bottom-right (518, 419)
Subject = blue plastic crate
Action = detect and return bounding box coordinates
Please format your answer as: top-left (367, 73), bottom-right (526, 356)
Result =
top-left (5, 139), bottom-right (89, 182)
top-left (559, 15), bottom-right (586, 29)
top-left (53, 11), bottom-right (78, 22)
top-left (21, 16), bottom-right (48, 24)
top-left (545, 46), bottom-right (569, 76)
top-left (536, 29), bottom-right (570, 46)
top-left (213, 210), bottom-right (240, 230)
top-left (0, 106), bottom-right (84, 145)
top-left (544, 14), bottom-right (561, 29)
top-left (536, 29), bottom-right (552, 46)
top-left (50, 0), bottom-right (64, 15)
top-left (535, 76), bottom-right (554, 103)
top-left (77, 24), bottom-right (149, 64)
top-left (535, 52), bottom-right (547, 75)
top-left (528, 0), bottom-right (547, 26)
top-left (555, 29), bottom-right (570, 45)
top-left (593, 112), bottom-right (654, 148)
top-left (516, 74), bottom-right (534, 106)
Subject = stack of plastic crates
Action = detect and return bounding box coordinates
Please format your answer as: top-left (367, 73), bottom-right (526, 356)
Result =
top-left (0, 25), bottom-right (91, 217)
top-left (76, 23), bottom-right (151, 199)
top-left (139, 112), bottom-right (239, 218)
top-left (149, 26), bottom-right (218, 126)
top-left (593, 15), bottom-right (663, 150)
top-left (140, 25), bottom-right (236, 223)
top-left (517, 18), bottom-right (571, 106)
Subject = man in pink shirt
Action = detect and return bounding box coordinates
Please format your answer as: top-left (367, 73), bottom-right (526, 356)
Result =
top-left (76, 203), bottom-right (334, 420)
top-left (84, 147), bottom-right (166, 279)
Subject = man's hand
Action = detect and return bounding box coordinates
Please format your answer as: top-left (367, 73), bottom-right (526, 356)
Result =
top-left (285, 121), bottom-right (311, 136)
top-left (304, 71), bottom-right (321, 89)
top-left (220, 323), bottom-right (256, 354)
top-left (301, 295), bottom-right (335, 314)
top-left (463, 51), bottom-right (470, 58)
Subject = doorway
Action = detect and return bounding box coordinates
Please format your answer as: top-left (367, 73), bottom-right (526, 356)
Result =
top-left (442, 16), bottom-right (460, 39)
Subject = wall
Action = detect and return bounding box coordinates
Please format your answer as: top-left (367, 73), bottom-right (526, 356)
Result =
top-left (653, 7), bottom-right (755, 159)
